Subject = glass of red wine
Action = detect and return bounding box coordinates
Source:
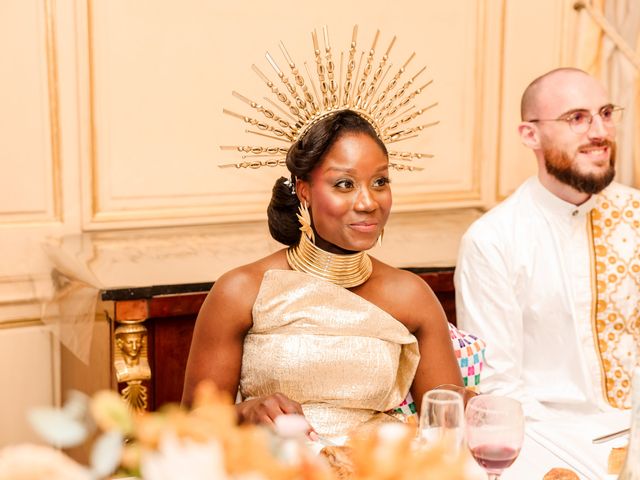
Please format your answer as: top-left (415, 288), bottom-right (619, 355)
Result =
top-left (465, 395), bottom-right (524, 479)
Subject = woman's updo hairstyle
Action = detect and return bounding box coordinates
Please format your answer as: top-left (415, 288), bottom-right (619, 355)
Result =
top-left (267, 109), bottom-right (387, 246)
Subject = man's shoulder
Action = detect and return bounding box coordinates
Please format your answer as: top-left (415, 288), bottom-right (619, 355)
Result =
top-left (598, 181), bottom-right (640, 205)
top-left (464, 179), bottom-right (535, 241)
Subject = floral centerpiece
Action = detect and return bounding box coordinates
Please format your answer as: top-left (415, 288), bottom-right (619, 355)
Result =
top-left (0, 382), bottom-right (467, 480)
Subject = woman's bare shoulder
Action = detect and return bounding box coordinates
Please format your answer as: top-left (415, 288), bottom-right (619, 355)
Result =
top-left (184, 251), bottom-right (291, 405)
top-left (203, 249), bottom-right (289, 310)
top-left (367, 257), bottom-right (443, 331)
top-left (369, 257), bottom-right (431, 293)
top-left (200, 249), bottom-right (288, 319)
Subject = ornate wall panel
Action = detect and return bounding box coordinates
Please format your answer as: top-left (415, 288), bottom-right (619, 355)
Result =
top-left (81, 0), bottom-right (505, 229)
top-left (496, 0), bottom-right (578, 200)
top-left (0, 325), bottom-right (58, 447)
top-left (0, 0), bottom-right (61, 224)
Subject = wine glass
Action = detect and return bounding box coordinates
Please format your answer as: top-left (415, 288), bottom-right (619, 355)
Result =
top-left (418, 388), bottom-right (464, 452)
top-left (465, 395), bottom-right (524, 479)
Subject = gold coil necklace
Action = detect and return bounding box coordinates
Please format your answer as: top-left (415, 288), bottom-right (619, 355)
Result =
top-left (286, 226), bottom-right (373, 289)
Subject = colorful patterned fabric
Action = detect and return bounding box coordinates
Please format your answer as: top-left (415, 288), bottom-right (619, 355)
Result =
top-left (391, 393), bottom-right (418, 417)
top-left (390, 323), bottom-right (486, 416)
top-left (449, 323), bottom-right (486, 390)
top-left (591, 185), bottom-right (640, 408)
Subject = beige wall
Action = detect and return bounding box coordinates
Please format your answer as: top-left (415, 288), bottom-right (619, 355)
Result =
top-left (0, 324), bottom-right (59, 446)
top-left (0, 0), bottom-right (585, 444)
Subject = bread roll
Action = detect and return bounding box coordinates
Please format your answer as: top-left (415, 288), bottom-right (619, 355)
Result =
top-left (319, 445), bottom-right (355, 480)
top-left (608, 445), bottom-right (628, 474)
top-left (542, 467), bottom-right (580, 479)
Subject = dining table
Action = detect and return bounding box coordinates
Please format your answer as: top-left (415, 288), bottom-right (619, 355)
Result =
top-left (112, 410), bottom-right (629, 480)
top-left (467, 410), bottom-right (630, 480)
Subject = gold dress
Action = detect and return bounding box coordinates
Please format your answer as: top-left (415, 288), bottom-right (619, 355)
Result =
top-left (239, 270), bottom-right (420, 438)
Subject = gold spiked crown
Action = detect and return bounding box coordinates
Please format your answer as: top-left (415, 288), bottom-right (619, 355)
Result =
top-left (220, 25), bottom-right (438, 172)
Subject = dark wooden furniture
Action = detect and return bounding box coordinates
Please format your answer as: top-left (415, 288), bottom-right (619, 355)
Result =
top-left (104, 267), bottom-right (455, 410)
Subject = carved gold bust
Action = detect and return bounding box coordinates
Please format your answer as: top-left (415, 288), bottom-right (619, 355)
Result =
top-left (114, 323), bottom-right (151, 383)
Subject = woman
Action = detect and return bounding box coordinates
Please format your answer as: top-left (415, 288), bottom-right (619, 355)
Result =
top-left (182, 110), bottom-right (464, 439)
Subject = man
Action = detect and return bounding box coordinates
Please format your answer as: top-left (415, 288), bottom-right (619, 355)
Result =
top-left (455, 68), bottom-right (640, 419)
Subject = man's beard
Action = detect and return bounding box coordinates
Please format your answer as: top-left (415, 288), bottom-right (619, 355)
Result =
top-left (543, 140), bottom-right (616, 195)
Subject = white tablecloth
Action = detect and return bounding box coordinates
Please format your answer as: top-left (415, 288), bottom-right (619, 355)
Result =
top-left (466, 410), bottom-right (630, 479)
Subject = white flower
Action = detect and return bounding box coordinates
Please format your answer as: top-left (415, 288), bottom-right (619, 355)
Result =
top-left (90, 430), bottom-right (124, 478)
top-left (89, 389), bottom-right (133, 435)
top-left (0, 443), bottom-right (90, 480)
top-left (140, 433), bottom-right (229, 480)
top-left (27, 390), bottom-right (91, 448)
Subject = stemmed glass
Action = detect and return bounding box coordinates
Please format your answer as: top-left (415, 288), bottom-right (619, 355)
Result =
top-left (418, 388), bottom-right (465, 452)
top-left (465, 395), bottom-right (524, 479)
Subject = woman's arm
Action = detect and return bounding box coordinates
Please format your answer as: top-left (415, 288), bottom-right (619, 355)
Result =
top-left (182, 268), bottom-right (255, 406)
top-left (181, 265), bottom-right (310, 427)
top-left (398, 273), bottom-right (465, 412)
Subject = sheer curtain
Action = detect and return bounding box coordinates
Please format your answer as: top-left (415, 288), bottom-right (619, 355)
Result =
top-left (575, 0), bottom-right (640, 187)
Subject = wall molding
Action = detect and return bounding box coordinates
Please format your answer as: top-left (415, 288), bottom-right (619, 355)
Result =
top-left (0, 0), bottom-right (63, 224)
top-left (78, 1), bottom-right (503, 230)
top-left (494, 0), bottom-right (580, 202)
top-left (45, 0), bottom-right (63, 222)
top-left (0, 275), bottom-right (41, 324)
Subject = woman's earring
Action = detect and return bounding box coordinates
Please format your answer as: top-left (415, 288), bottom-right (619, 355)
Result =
top-left (297, 201), bottom-right (315, 244)
top-left (377, 228), bottom-right (384, 247)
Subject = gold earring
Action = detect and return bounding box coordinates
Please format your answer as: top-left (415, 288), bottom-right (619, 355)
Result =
top-left (297, 201), bottom-right (315, 244)
top-left (377, 228), bottom-right (384, 247)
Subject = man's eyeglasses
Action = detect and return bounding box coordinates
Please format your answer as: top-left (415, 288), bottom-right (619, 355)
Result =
top-left (527, 105), bottom-right (624, 134)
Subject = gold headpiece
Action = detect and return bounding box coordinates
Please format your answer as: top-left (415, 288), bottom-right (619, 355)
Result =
top-left (220, 25), bottom-right (438, 172)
